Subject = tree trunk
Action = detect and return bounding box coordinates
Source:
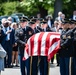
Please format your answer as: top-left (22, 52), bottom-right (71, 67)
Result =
top-left (38, 6), bottom-right (48, 18)
top-left (53, 0), bottom-right (63, 20)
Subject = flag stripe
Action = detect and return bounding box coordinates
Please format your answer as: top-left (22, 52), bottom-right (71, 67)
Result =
top-left (48, 40), bottom-right (60, 61)
top-left (38, 32), bottom-right (44, 56)
top-left (30, 35), bottom-right (35, 56)
top-left (27, 38), bottom-right (31, 56)
top-left (24, 32), bottom-right (60, 62)
top-left (33, 33), bottom-right (41, 55)
top-left (48, 39), bottom-right (60, 55)
top-left (45, 33), bottom-right (51, 55)
top-left (51, 35), bottom-right (60, 44)
top-left (41, 32), bottom-right (49, 56)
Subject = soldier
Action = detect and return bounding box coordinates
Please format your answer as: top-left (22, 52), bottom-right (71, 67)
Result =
top-left (40, 18), bottom-right (52, 32)
top-left (69, 20), bottom-right (76, 75)
top-left (59, 19), bottom-right (74, 75)
top-left (51, 21), bottom-right (62, 66)
top-left (31, 17), bottom-right (43, 33)
top-left (35, 18), bottom-right (43, 33)
top-left (15, 16), bottom-right (31, 75)
top-left (73, 21), bottom-right (76, 75)
top-left (39, 19), bottom-right (51, 75)
top-left (28, 18), bottom-right (39, 75)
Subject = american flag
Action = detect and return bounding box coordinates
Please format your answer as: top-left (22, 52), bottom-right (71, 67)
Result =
top-left (23, 32), bottom-right (60, 62)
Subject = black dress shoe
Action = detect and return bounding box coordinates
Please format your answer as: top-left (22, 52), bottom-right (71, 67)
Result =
top-left (51, 62), bottom-right (53, 64)
top-left (8, 65), bottom-right (13, 68)
top-left (11, 65), bottom-right (14, 67)
top-left (15, 65), bottom-right (19, 67)
top-left (57, 64), bottom-right (59, 66)
top-left (5, 65), bottom-right (8, 68)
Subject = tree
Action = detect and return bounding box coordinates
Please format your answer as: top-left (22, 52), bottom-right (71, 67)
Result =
top-left (53, 0), bottom-right (63, 20)
top-left (2, 2), bottom-right (18, 15)
top-left (63, 0), bottom-right (76, 18)
top-left (16, 0), bottom-right (55, 18)
top-left (1, 0), bottom-right (76, 19)
top-left (0, 4), bottom-right (5, 15)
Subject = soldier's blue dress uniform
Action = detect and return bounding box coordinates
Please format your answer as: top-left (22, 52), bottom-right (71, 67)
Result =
top-left (15, 25), bottom-right (34, 75)
top-left (15, 16), bottom-right (34, 75)
top-left (31, 26), bottom-right (43, 75)
top-left (28, 18), bottom-right (43, 75)
top-left (59, 27), bottom-right (74, 75)
top-left (39, 19), bottom-right (52, 75)
top-left (72, 27), bottom-right (76, 75)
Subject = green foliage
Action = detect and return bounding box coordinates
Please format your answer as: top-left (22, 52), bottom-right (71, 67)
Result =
top-left (0, 0), bottom-right (76, 18)
top-left (23, 0), bottom-right (54, 16)
top-left (16, 1), bottom-right (39, 16)
top-left (0, 0), bottom-right (7, 3)
top-left (2, 2), bottom-right (18, 15)
top-left (0, 0), bottom-right (55, 16)
top-left (63, 0), bottom-right (70, 3)
top-left (24, 0), bottom-right (54, 10)
top-left (63, 0), bottom-right (76, 18)
top-left (0, 4), bottom-right (5, 16)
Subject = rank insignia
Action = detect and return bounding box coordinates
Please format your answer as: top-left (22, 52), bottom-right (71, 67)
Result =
top-left (67, 36), bottom-right (71, 39)
top-left (19, 31), bottom-right (23, 34)
top-left (29, 31), bottom-right (32, 35)
top-left (62, 35), bottom-right (66, 39)
top-left (74, 30), bottom-right (76, 34)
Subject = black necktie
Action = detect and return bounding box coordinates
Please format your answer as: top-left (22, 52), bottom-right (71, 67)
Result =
top-left (23, 28), bottom-right (26, 31)
top-left (43, 29), bottom-right (44, 31)
top-left (23, 28), bottom-right (25, 33)
top-left (75, 17), bottom-right (76, 20)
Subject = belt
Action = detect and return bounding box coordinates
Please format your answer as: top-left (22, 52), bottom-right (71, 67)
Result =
top-left (6, 40), bottom-right (10, 42)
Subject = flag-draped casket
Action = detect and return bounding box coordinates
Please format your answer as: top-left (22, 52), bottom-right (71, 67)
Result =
top-left (23, 32), bottom-right (60, 62)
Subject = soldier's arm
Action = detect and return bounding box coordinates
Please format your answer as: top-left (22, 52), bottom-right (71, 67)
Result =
top-left (61, 38), bottom-right (73, 48)
top-left (61, 32), bottom-right (73, 48)
top-left (15, 29), bottom-right (25, 46)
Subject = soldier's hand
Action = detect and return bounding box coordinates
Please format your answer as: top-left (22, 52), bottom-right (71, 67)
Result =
top-left (60, 45), bottom-right (65, 49)
top-left (22, 42), bottom-right (26, 46)
top-left (12, 44), bottom-right (15, 47)
top-left (14, 43), bottom-right (17, 46)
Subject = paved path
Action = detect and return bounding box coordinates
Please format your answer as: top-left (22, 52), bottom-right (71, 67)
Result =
top-left (1, 60), bottom-right (60, 75)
